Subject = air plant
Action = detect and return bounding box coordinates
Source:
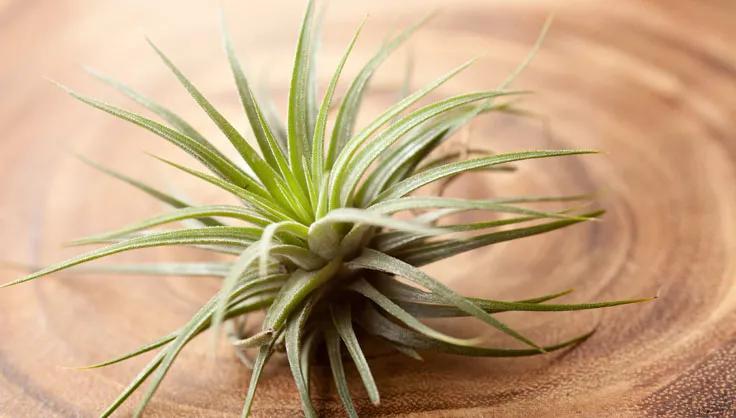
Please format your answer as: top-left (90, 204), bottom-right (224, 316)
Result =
top-left (3, 2), bottom-right (652, 417)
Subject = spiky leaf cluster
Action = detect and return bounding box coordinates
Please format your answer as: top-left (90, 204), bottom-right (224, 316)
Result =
top-left (4, 2), bottom-right (651, 417)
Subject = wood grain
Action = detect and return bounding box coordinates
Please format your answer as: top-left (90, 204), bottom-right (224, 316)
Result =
top-left (1, 0), bottom-right (736, 416)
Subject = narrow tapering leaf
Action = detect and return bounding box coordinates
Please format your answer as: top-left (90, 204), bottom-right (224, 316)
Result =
top-left (54, 81), bottom-right (255, 188)
top-left (310, 19), bottom-right (364, 183)
top-left (326, 12), bottom-right (435, 166)
top-left (325, 326), bottom-right (358, 418)
top-left (70, 205), bottom-right (270, 245)
top-left (1, 227), bottom-right (259, 288)
top-left (285, 295), bottom-right (320, 417)
top-left (77, 155), bottom-right (224, 227)
top-left (348, 249), bottom-right (542, 350)
top-left (287, 0), bottom-right (317, 185)
top-left (359, 306), bottom-right (594, 357)
top-left (330, 303), bottom-right (380, 405)
top-left (376, 150), bottom-right (596, 202)
top-left (400, 210), bottom-right (604, 266)
top-left (85, 67), bottom-right (211, 147)
top-left (350, 278), bottom-right (480, 346)
top-left (221, 16), bottom-right (313, 211)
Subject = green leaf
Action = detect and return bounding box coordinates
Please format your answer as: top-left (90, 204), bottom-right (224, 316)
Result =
top-left (75, 333), bottom-right (175, 370)
top-left (498, 16), bottom-right (553, 90)
top-left (66, 262), bottom-right (234, 277)
top-left (324, 325), bottom-right (358, 418)
top-left (333, 90), bottom-right (524, 208)
top-left (373, 275), bottom-right (654, 317)
top-left (54, 81), bottom-right (256, 190)
top-left (84, 67), bottom-right (211, 148)
top-left (146, 40), bottom-right (274, 183)
top-left (355, 123), bottom-right (451, 207)
top-left (70, 205), bottom-right (271, 246)
top-left (287, 0), bottom-right (317, 186)
top-left (416, 147), bottom-right (503, 172)
top-left (152, 155), bottom-right (297, 222)
top-left (398, 210), bottom-right (604, 266)
top-left (401, 296), bottom-right (655, 318)
top-left (76, 155), bottom-right (223, 227)
top-left (349, 278), bottom-right (480, 346)
top-left (100, 350), bottom-right (166, 418)
top-left (330, 303), bottom-right (380, 405)
top-left (373, 275), bottom-right (573, 309)
top-left (211, 244), bottom-right (262, 348)
top-left (241, 341), bottom-right (276, 418)
top-left (370, 196), bottom-right (594, 224)
top-left (285, 295), bottom-right (321, 417)
top-left (299, 329), bottom-right (320, 388)
top-left (329, 62), bottom-right (487, 208)
top-left (221, 17), bottom-right (288, 171)
top-left (310, 19), bottom-right (364, 184)
top-left (359, 306), bottom-right (594, 357)
top-left (326, 12), bottom-right (435, 167)
top-left (356, 100), bottom-right (512, 206)
top-left (268, 244), bottom-right (326, 270)
top-left (347, 249), bottom-right (541, 350)
top-left (259, 221), bottom-right (307, 281)
top-left (376, 194), bottom-right (590, 216)
top-left (1, 227), bottom-right (258, 288)
top-left (221, 16), bottom-right (313, 212)
top-left (305, 7), bottom-right (322, 146)
top-left (374, 150), bottom-right (596, 203)
top-left (373, 213), bottom-right (544, 253)
top-left (132, 294), bottom-right (219, 417)
top-left (263, 257), bottom-right (341, 331)
top-left (147, 39), bottom-right (316, 223)
top-left (315, 175), bottom-right (331, 219)
top-left (372, 202), bottom-right (588, 252)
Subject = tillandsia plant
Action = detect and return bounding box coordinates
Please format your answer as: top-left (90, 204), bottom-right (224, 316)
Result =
top-left (4, 2), bottom-right (653, 417)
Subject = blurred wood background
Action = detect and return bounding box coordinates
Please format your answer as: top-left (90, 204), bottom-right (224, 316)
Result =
top-left (1, 0), bottom-right (736, 416)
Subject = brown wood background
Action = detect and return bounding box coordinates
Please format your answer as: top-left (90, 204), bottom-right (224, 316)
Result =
top-left (1, 0), bottom-right (736, 416)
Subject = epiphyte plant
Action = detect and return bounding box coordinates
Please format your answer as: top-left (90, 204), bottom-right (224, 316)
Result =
top-left (4, 1), bottom-right (652, 417)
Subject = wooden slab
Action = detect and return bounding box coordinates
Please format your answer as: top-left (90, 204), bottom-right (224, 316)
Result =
top-left (1, 0), bottom-right (735, 416)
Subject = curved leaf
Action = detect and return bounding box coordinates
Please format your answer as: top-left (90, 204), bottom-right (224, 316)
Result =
top-left (324, 325), bottom-right (358, 418)
top-left (326, 12), bottom-right (435, 167)
top-left (1, 227), bottom-right (258, 288)
top-left (399, 210), bottom-right (604, 266)
top-left (359, 306), bottom-right (594, 357)
top-left (375, 150), bottom-right (596, 203)
top-left (70, 205), bottom-right (270, 245)
top-left (330, 303), bottom-right (380, 405)
top-left (350, 278), bottom-right (481, 346)
top-left (347, 249), bottom-right (541, 350)
top-left (54, 81), bottom-right (256, 190)
top-left (85, 68), bottom-right (211, 147)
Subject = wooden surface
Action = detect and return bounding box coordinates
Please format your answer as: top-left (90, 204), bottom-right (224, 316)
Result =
top-left (2, 0), bottom-right (736, 416)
